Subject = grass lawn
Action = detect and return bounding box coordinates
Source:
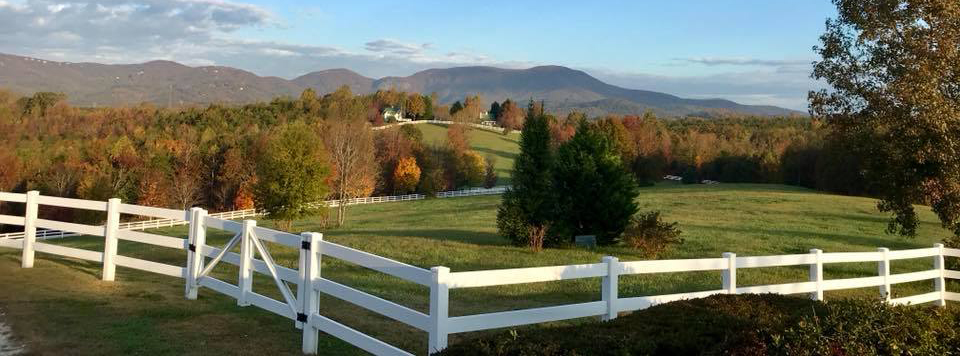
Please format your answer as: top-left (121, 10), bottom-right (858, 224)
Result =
top-left (1, 183), bottom-right (958, 355)
top-left (416, 123), bottom-right (520, 184)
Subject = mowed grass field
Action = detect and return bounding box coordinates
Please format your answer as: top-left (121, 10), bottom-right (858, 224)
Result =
top-left (416, 123), bottom-right (520, 184)
top-left (1, 183), bottom-right (958, 355)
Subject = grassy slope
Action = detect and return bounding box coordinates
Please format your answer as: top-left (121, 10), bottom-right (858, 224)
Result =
top-left (0, 183), bottom-right (957, 355)
top-left (416, 123), bottom-right (520, 184)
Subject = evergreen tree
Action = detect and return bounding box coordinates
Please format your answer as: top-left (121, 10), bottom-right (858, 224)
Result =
top-left (497, 108), bottom-right (555, 251)
top-left (449, 101), bottom-right (464, 116)
top-left (489, 101), bottom-right (501, 120)
top-left (552, 121), bottom-right (639, 246)
top-left (422, 95), bottom-right (434, 120)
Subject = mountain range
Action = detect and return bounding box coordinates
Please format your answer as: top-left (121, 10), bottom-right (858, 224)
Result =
top-left (0, 52), bottom-right (803, 118)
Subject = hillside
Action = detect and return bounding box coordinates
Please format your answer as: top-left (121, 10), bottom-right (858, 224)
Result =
top-left (417, 123), bottom-right (520, 183)
top-left (375, 66), bottom-right (800, 117)
top-left (0, 52), bottom-right (802, 117)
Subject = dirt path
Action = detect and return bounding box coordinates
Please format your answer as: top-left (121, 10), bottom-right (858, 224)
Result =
top-left (0, 315), bottom-right (24, 356)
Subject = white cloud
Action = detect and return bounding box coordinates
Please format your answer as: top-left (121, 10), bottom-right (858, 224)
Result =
top-left (364, 39), bottom-right (428, 55)
top-left (679, 57), bottom-right (812, 67)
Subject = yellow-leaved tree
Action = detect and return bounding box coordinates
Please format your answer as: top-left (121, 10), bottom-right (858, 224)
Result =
top-left (393, 156), bottom-right (421, 194)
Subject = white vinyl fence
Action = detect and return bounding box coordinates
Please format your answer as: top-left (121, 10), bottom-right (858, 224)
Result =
top-left (0, 209), bottom-right (258, 240)
top-left (371, 120), bottom-right (519, 134)
top-left (1, 190), bottom-right (959, 356)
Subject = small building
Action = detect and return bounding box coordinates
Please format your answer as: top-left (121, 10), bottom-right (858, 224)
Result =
top-left (382, 107), bottom-right (410, 122)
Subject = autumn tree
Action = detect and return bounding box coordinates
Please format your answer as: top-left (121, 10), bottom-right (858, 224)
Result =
top-left (459, 151), bottom-right (486, 187)
top-left (499, 99), bottom-right (525, 132)
top-left (254, 122), bottom-right (330, 231)
top-left (447, 123), bottom-right (471, 153)
top-left (168, 148), bottom-right (204, 209)
top-left (810, 0), bottom-right (960, 237)
top-left (325, 97), bottom-right (377, 226)
top-left (393, 156), bottom-right (421, 194)
top-left (405, 94), bottom-right (426, 119)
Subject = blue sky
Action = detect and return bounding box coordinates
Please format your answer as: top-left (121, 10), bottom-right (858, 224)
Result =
top-left (0, 0), bottom-right (838, 109)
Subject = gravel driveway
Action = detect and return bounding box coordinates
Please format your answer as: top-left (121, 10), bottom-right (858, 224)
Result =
top-left (0, 316), bottom-right (24, 356)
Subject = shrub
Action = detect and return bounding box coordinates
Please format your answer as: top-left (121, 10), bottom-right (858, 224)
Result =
top-left (437, 294), bottom-right (960, 356)
top-left (399, 124), bottom-right (423, 144)
top-left (681, 166), bottom-right (700, 184)
top-left (417, 168), bottom-right (443, 198)
top-left (622, 211), bottom-right (683, 257)
top-left (631, 153), bottom-right (666, 187)
top-left (437, 294), bottom-right (822, 356)
top-left (483, 155), bottom-right (498, 188)
top-left (774, 298), bottom-right (960, 355)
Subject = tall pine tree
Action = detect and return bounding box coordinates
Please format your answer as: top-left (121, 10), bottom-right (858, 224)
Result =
top-left (497, 102), bottom-right (555, 251)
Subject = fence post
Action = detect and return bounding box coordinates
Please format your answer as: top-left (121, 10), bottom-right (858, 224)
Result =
top-left (429, 266), bottom-right (450, 354)
top-left (238, 220), bottom-right (256, 307)
top-left (299, 232), bottom-right (322, 354)
top-left (21, 191), bottom-right (39, 268)
top-left (601, 256), bottom-right (619, 321)
top-left (184, 207), bottom-right (207, 300)
top-left (101, 198), bottom-right (121, 281)
top-left (722, 252), bottom-right (736, 294)
top-left (878, 247), bottom-right (891, 302)
top-left (934, 243), bottom-right (946, 307)
top-left (809, 249), bottom-right (823, 301)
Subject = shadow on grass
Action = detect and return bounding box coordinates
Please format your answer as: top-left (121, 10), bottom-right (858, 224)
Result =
top-left (684, 224), bottom-right (921, 251)
top-left (324, 229), bottom-right (508, 246)
top-left (472, 147), bottom-right (516, 162)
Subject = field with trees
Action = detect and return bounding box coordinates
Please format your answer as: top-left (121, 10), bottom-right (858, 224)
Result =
top-left (0, 183), bottom-right (954, 354)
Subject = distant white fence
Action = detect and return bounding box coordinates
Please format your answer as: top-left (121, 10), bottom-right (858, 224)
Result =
top-left (2, 190), bottom-right (957, 356)
top-left (0, 209), bottom-right (258, 240)
top-left (0, 186), bottom-right (509, 241)
top-left (372, 120), bottom-right (519, 134)
top-left (324, 186), bottom-right (509, 207)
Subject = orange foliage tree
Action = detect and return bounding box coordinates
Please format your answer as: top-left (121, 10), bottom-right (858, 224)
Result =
top-left (392, 156), bottom-right (421, 194)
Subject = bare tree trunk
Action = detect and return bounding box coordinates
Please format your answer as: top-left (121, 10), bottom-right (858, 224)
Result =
top-left (529, 224), bottom-right (548, 253)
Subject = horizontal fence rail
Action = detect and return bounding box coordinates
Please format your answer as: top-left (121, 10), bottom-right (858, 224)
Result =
top-left (2, 190), bottom-right (960, 356)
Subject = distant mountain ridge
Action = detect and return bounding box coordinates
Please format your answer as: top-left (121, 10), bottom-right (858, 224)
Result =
top-left (0, 52), bottom-right (803, 117)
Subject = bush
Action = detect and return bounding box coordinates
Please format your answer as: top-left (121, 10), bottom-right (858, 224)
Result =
top-left (622, 211), bottom-right (683, 257)
top-left (776, 298), bottom-right (960, 355)
top-left (437, 294), bottom-right (960, 356)
top-left (680, 166), bottom-right (699, 184)
top-left (438, 294), bottom-right (821, 356)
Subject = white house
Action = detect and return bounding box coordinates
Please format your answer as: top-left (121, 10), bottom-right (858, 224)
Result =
top-left (382, 107), bottom-right (410, 122)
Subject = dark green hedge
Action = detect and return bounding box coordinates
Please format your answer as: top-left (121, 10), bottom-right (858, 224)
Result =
top-left (437, 294), bottom-right (960, 356)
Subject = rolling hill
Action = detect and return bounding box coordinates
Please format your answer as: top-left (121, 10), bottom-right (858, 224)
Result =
top-left (0, 52), bottom-right (802, 117)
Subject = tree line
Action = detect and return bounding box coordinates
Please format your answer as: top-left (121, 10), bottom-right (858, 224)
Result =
top-left (0, 87), bottom-right (504, 229)
top-left (0, 85), bottom-right (874, 230)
